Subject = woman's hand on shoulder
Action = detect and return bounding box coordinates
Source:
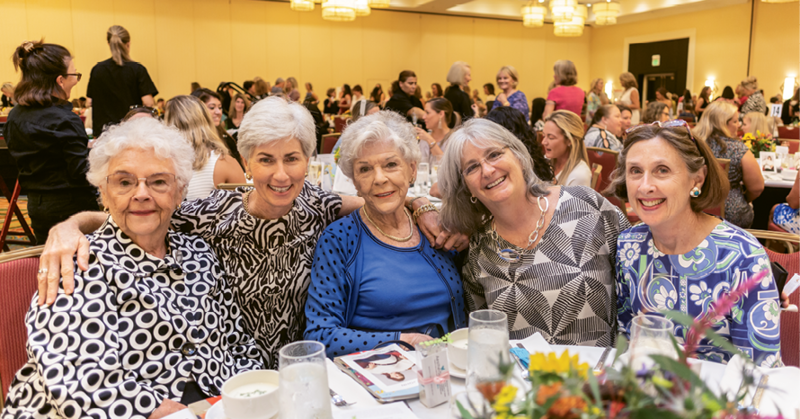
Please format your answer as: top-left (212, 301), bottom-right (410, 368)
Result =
top-left (38, 219), bottom-right (92, 306)
top-left (400, 333), bottom-right (432, 347)
top-left (413, 200), bottom-right (469, 251)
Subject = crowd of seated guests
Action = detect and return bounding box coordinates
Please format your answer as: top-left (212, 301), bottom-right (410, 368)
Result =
top-left (4, 31), bottom-right (798, 418)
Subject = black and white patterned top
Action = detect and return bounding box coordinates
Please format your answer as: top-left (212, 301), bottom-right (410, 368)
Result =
top-left (462, 186), bottom-right (631, 346)
top-left (173, 181), bottom-right (343, 368)
top-left (2, 217), bottom-right (264, 419)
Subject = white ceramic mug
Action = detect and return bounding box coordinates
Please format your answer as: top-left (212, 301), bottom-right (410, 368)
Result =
top-left (221, 370), bottom-right (280, 419)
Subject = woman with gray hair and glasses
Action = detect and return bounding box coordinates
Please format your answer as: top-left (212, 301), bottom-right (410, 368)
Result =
top-left (2, 118), bottom-right (263, 419)
top-left (305, 111), bottom-right (468, 358)
top-left (438, 118), bottom-right (630, 345)
top-left (36, 97), bottom-right (456, 369)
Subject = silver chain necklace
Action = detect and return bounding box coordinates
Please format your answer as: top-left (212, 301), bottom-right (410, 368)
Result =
top-left (491, 195), bottom-right (549, 262)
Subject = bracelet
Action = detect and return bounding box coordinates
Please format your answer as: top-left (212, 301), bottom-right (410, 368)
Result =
top-left (413, 203), bottom-right (438, 220)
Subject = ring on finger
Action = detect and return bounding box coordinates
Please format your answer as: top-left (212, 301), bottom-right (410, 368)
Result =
top-left (38, 268), bottom-right (48, 275)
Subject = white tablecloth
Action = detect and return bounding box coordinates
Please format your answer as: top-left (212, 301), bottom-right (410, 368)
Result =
top-left (762, 171), bottom-right (795, 188)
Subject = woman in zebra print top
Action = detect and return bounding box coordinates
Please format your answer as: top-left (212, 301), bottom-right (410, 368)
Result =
top-left (36, 97), bottom-right (460, 369)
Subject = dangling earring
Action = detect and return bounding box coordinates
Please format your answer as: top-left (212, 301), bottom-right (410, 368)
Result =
top-left (410, 177), bottom-right (416, 187)
top-left (470, 196), bottom-right (477, 204)
top-left (438, 118), bottom-right (442, 130)
top-left (690, 187), bottom-right (701, 198)
top-left (245, 173), bottom-right (252, 180)
top-left (103, 207), bottom-right (109, 213)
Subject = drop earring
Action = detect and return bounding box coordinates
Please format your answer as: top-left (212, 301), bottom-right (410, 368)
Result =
top-left (470, 196), bottom-right (477, 204)
top-left (438, 118), bottom-right (442, 130)
top-left (690, 187), bottom-right (701, 198)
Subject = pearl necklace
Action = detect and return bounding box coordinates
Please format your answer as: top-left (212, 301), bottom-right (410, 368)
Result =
top-left (362, 206), bottom-right (414, 242)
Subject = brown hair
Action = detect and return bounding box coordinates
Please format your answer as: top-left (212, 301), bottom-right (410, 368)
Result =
top-left (620, 72), bottom-right (638, 90)
top-left (398, 70), bottom-right (417, 83)
top-left (427, 97), bottom-right (453, 126)
top-left (253, 79), bottom-right (269, 96)
top-left (11, 39), bottom-right (72, 106)
top-left (544, 110), bottom-right (589, 185)
top-left (228, 93), bottom-right (251, 120)
top-left (643, 102), bottom-right (668, 124)
top-left (107, 25), bottom-right (131, 66)
top-left (553, 60), bottom-right (578, 86)
top-left (606, 124), bottom-right (728, 213)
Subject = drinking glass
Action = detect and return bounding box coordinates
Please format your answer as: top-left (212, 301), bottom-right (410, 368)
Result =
top-left (279, 341), bottom-right (332, 419)
top-left (417, 162), bottom-right (430, 192)
top-left (412, 114), bottom-right (418, 126)
top-left (307, 161), bottom-right (323, 186)
top-left (629, 314), bottom-right (677, 370)
top-left (467, 310), bottom-right (509, 402)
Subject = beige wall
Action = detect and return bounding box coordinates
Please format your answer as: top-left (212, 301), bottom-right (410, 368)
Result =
top-left (590, 1), bottom-right (799, 99)
top-left (0, 0), bottom-right (591, 102)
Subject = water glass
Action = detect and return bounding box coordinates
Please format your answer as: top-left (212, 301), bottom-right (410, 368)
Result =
top-left (307, 161), bottom-right (323, 186)
top-left (279, 341), bottom-right (332, 419)
top-left (467, 310), bottom-right (509, 400)
top-left (629, 314), bottom-right (678, 370)
top-left (417, 162), bottom-right (430, 188)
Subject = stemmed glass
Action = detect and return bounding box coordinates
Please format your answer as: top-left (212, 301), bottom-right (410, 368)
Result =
top-left (629, 314), bottom-right (678, 370)
top-left (279, 341), bottom-right (333, 419)
top-left (467, 310), bottom-right (510, 402)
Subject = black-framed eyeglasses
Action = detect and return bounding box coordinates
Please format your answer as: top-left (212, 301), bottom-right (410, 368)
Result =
top-left (105, 172), bottom-right (176, 195)
top-left (129, 105), bottom-right (159, 117)
top-left (64, 73), bottom-right (82, 82)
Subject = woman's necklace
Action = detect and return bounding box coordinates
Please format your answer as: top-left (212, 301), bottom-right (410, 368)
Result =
top-left (491, 195), bottom-right (549, 262)
top-left (242, 190), bottom-right (254, 216)
top-left (362, 206), bottom-right (414, 242)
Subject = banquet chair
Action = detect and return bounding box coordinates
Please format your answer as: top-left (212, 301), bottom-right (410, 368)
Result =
top-left (333, 117), bottom-right (347, 134)
top-left (591, 163), bottom-right (603, 191)
top-left (322, 133), bottom-right (341, 154)
top-left (778, 126), bottom-right (800, 140)
top-left (782, 139), bottom-right (799, 154)
top-left (217, 183), bottom-right (252, 191)
top-left (0, 177), bottom-right (37, 251)
top-left (585, 147), bottom-right (632, 220)
top-left (0, 245), bottom-right (43, 406)
top-left (746, 229), bottom-right (800, 367)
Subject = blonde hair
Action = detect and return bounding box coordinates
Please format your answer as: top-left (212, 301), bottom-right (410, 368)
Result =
top-left (286, 76), bottom-right (298, 93)
top-left (228, 93), bottom-right (251, 120)
top-left (545, 110), bottom-right (589, 185)
top-left (107, 25), bottom-right (131, 66)
top-left (553, 60), bottom-right (578, 86)
top-left (589, 78), bottom-right (604, 95)
top-left (164, 95), bottom-right (228, 171)
top-left (692, 100), bottom-right (738, 154)
top-left (743, 111), bottom-right (772, 136)
top-left (620, 72), bottom-right (638, 90)
top-left (741, 76), bottom-right (758, 91)
top-left (446, 61), bottom-right (471, 87)
top-left (496, 66), bottom-right (519, 88)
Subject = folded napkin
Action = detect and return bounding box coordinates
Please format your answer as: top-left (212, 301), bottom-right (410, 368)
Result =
top-left (719, 355), bottom-right (800, 416)
top-left (510, 333), bottom-right (554, 369)
top-left (326, 358), bottom-right (381, 411)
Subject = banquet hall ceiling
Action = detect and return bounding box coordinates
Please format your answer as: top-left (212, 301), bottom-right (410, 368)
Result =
top-left (382, 0), bottom-right (749, 25)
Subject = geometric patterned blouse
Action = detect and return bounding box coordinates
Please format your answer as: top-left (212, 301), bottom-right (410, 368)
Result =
top-left (616, 221), bottom-right (782, 367)
top-left (2, 217), bottom-right (264, 419)
top-left (462, 186), bottom-right (631, 346)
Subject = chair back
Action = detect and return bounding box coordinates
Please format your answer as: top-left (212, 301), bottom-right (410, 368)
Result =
top-left (0, 246), bottom-right (43, 403)
top-left (217, 183), bottom-right (252, 191)
top-left (747, 230), bottom-right (800, 367)
top-left (322, 133), bottom-right (341, 154)
top-left (779, 126), bottom-right (800, 140)
top-left (783, 139), bottom-right (799, 154)
top-left (704, 158), bottom-right (729, 219)
top-left (591, 163), bottom-right (603, 191)
top-left (585, 147), bottom-right (630, 218)
top-left (333, 117), bottom-right (347, 134)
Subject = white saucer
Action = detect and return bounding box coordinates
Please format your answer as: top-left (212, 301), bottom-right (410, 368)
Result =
top-left (449, 362), bottom-right (466, 379)
top-left (205, 401), bottom-right (278, 419)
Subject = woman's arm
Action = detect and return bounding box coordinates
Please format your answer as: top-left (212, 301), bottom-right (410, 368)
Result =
top-left (304, 229), bottom-right (400, 358)
top-left (694, 98), bottom-right (705, 114)
top-left (787, 171), bottom-right (799, 209)
top-left (629, 89), bottom-right (640, 111)
top-left (141, 95), bottom-right (155, 108)
top-left (213, 154), bottom-right (247, 186)
top-left (740, 150), bottom-right (765, 202)
top-left (543, 102), bottom-right (555, 119)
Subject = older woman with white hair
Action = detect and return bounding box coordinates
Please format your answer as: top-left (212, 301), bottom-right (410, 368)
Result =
top-left (444, 61), bottom-right (475, 124)
top-left (2, 118), bottom-right (264, 419)
top-left (36, 97), bottom-right (455, 369)
top-left (438, 118), bottom-right (630, 345)
top-left (305, 111), bottom-right (467, 358)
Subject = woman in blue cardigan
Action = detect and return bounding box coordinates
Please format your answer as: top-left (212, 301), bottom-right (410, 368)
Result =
top-left (304, 111), bottom-right (468, 358)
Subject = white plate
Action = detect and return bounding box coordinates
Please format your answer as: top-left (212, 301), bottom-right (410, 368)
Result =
top-left (205, 401), bottom-right (278, 419)
top-left (449, 362), bottom-right (466, 380)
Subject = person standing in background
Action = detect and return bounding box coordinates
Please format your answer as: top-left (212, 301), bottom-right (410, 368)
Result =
top-left (4, 40), bottom-right (99, 244)
top-left (544, 60), bottom-right (584, 118)
top-left (86, 25), bottom-right (158, 137)
top-left (1, 83), bottom-right (15, 108)
top-left (618, 72), bottom-right (640, 125)
top-left (494, 65), bottom-right (529, 122)
top-left (444, 61), bottom-right (474, 124)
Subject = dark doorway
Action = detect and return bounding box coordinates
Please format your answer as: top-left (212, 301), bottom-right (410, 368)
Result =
top-left (628, 38), bottom-right (689, 102)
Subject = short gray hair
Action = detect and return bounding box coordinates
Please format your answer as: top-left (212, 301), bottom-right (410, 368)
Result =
top-left (338, 110), bottom-right (421, 179)
top-left (446, 61), bottom-right (471, 87)
top-left (238, 96), bottom-right (316, 161)
top-left (87, 117), bottom-right (195, 197)
top-left (439, 118), bottom-right (549, 235)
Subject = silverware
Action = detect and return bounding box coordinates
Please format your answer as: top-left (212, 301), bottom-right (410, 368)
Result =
top-left (594, 347), bottom-right (612, 371)
top-left (510, 345), bottom-right (529, 379)
top-left (330, 388), bottom-right (353, 407)
top-left (752, 374), bottom-right (769, 411)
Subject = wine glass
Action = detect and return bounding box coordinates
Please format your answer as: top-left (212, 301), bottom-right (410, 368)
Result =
top-left (412, 113), bottom-right (418, 126)
top-left (417, 162), bottom-right (430, 193)
top-left (629, 314), bottom-right (678, 370)
top-left (279, 341), bottom-right (332, 419)
top-left (467, 310), bottom-right (509, 402)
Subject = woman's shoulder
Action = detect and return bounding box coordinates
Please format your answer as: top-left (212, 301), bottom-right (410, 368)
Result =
top-left (181, 188), bottom-right (242, 216)
top-left (299, 181), bottom-right (344, 213)
top-left (618, 222), bottom-right (651, 239)
top-left (709, 220), bottom-right (761, 245)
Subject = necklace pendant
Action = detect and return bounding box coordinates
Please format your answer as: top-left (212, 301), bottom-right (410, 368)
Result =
top-left (497, 248), bottom-right (520, 262)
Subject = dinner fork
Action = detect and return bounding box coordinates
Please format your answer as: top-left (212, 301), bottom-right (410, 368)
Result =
top-left (330, 388), bottom-right (353, 407)
top-left (594, 347), bottom-right (612, 371)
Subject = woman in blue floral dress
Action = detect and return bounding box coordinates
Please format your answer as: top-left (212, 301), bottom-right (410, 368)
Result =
top-left (608, 122), bottom-right (782, 367)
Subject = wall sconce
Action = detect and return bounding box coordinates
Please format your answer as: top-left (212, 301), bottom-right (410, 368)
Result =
top-left (704, 77), bottom-right (718, 100)
top-left (605, 80), bottom-right (613, 99)
top-left (782, 76), bottom-right (797, 100)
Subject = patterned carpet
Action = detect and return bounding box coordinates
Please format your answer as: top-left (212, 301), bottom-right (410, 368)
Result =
top-left (0, 196), bottom-right (36, 250)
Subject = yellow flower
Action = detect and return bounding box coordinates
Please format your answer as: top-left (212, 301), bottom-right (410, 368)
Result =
top-left (528, 351), bottom-right (590, 378)
top-left (492, 385), bottom-right (518, 415)
top-left (742, 133), bottom-right (756, 141)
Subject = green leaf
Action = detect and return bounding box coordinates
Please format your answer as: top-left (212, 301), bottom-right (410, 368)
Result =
top-left (704, 329), bottom-right (747, 360)
top-left (648, 355), bottom-right (705, 388)
top-left (662, 310), bottom-right (696, 328)
top-left (630, 407), bottom-right (682, 419)
top-left (456, 401), bottom-right (475, 419)
top-left (615, 335), bottom-right (629, 362)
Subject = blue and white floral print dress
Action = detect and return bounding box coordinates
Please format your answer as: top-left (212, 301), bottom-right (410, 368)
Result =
top-left (616, 221), bottom-right (782, 367)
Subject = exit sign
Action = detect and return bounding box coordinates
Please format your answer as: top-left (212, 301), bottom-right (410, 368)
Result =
top-left (652, 54), bottom-right (661, 67)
